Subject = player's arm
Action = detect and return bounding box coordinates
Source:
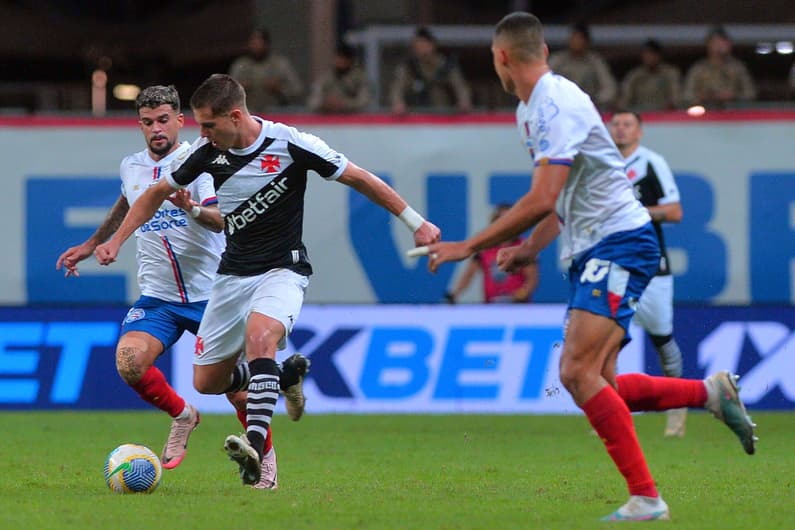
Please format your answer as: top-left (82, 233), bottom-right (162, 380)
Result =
top-left (512, 260), bottom-right (539, 303)
top-left (496, 212), bottom-right (559, 274)
top-left (427, 164), bottom-right (568, 273)
top-left (191, 204), bottom-right (223, 233)
top-left (94, 179), bottom-right (175, 265)
top-left (337, 161), bottom-right (440, 246)
top-left (646, 154), bottom-right (682, 224)
top-left (56, 194), bottom-right (130, 277)
top-left (168, 189), bottom-right (224, 233)
top-left (647, 202), bottom-right (682, 224)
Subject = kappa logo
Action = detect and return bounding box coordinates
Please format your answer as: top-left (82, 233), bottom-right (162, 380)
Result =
top-left (194, 336), bottom-right (204, 356)
top-left (211, 154), bottom-right (230, 166)
top-left (698, 321), bottom-right (795, 403)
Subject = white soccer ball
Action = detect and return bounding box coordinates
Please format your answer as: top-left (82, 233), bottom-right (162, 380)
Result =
top-left (104, 444), bottom-right (162, 493)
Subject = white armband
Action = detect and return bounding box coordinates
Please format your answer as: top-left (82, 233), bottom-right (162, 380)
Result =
top-left (190, 205), bottom-right (201, 218)
top-left (398, 206), bottom-right (425, 232)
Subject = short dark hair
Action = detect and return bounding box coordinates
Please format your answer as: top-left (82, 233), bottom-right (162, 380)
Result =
top-left (415, 26), bottom-right (436, 43)
top-left (337, 42), bottom-right (356, 59)
top-left (135, 85), bottom-right (180, 113)
top-left (612, 109), bottom-right (643, 124)
top-left (707, 25), bottom-right (729, 41)
top-left (189, 74), bottom-right (246, 116)
top-left (494, 12), bottom-right (545, 61)
top-left (571, 22), bottom-right (591, 42)
top-left (643, 38), bottom-right (663, 54)
top-left (252, 27), bottom-right (271, 43)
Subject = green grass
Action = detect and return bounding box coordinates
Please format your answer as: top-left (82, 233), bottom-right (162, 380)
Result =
top-left (0, 411), bottom-right (792, 529)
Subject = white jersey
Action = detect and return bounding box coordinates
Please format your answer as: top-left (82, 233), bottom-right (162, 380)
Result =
top-left (120, 142), bottom-right (225, 303)
top-left (516, 72), bottom-right (650, 260)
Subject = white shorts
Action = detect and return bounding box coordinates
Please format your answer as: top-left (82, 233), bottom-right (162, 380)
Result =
top-left (193, 268), bottom-right (309, 366)
top-left (633, 274), bottom-right (674, 337)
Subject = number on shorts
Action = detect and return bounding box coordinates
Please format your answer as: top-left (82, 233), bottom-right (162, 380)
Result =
top-left (580, 258), bottom-right (610, 283)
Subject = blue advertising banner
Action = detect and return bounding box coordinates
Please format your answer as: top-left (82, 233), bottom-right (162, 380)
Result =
top-left (0, 307), bottom-right (169, 410)
top-left (667, 306), bottom-right (795, 410)
top-left (1, 305), bottom-right (791, 411)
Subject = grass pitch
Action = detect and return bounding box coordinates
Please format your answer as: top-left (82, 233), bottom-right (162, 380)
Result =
top-left (0, 411), bottom-right (791, 529)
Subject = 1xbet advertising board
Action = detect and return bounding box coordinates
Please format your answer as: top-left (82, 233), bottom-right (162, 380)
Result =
top-left (0, 305), bottom-right (791, 411)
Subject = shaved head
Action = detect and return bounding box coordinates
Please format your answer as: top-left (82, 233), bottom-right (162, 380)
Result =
top-left (494, 12), bottom-right (546, 62)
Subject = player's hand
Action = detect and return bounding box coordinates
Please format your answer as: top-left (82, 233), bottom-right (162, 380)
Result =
top-left (169, 189), bottom-right (197, 211)
top-left (414, 221), bottom-right (441, 247)
top-left (426, 241), bottom-right (473, 274)
top-left (496, 244), bottom-right (535, 274)
top-left (94, 239), bottom-right (121, 266)
top-left (56, 242), bottom-right (95, 278)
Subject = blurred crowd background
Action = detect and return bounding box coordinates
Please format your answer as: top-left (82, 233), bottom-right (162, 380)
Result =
top-left (2, 0), bottom-right (795, 115)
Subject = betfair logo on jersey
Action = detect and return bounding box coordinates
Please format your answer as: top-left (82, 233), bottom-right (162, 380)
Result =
top-left (212, 154), bottom-right (230, 166)
top-left (225, 176), bottom-right (289, 236)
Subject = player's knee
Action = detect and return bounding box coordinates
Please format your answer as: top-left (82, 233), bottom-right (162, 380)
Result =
top-left (558, 356), bottom-right (583, 393)
top-left (115, 345), bottom-right (147, 385)
top-left (193, 373), bottom-right (225, 395)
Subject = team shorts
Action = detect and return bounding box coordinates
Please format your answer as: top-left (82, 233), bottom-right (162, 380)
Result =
top-left (121, 295), bottom-right (207, 350)
top-left (566, 223), bottom-right (660, 342)
top-left (193, 268), bottom-right (309, 366)
top-left (633, 274), bottom-right (674, 336)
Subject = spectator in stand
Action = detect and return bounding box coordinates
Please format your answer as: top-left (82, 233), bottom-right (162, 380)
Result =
top-left (549, 23), bottom-right (617, 110)
top-left (619, 39), bottom-right (682, 111)
top-left (445, 203), bottom-right (538, 304)
top-left (228, 28), bottom-right (303, 114)
top-left (389, 27), bottom-right (472, 115)
top-left (307, 43), bottom-right (371, 113)
top-left (683, 26), bottom-right (756, 109)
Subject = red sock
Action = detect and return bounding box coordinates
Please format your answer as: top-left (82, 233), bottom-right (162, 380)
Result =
top-left (582, 386), bottom-right (658, 498)
top-left (617, 373), bottom-right (707, 412)
top-left (130, 366), bottom-right (185, 417)
top-left (236, 407), bottom-right (248, 429)
top-left (235, 407), bottom-right (272, 453)
top-left (264, 427), bottom-right (273, 453)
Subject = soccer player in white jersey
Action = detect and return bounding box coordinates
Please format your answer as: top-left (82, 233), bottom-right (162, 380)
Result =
top-left (56, 85), bottom-right (279, 489)
top-left (94, 74), bottom-right (441, 486)
top-left (609, 110), bottom-right (688, 438)
top-left (424, 12), bottom-right (756, 521)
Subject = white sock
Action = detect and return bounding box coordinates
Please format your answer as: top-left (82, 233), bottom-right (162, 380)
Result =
top-left (175, 404), bottom-right (191, 420)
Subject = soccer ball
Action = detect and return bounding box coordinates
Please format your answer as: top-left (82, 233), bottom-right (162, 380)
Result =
top-left (104, 444), bottom-right (162, 493)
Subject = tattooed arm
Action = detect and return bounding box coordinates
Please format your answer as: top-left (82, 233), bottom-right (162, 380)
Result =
top-left (56, 195), bottom-right (130, 277)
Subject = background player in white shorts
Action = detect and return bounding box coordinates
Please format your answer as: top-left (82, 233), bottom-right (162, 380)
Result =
top-left (94, 74), bottom-right (441, 486)
top-left (610, 110), bottom-right (687, 437)
top-left (423, 12), bottom-right (755, 522)
top-left (56, 85), bottom-right (279, 489)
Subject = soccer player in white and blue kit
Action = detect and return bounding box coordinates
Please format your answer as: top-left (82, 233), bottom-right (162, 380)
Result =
top-left (56, 86), bottom-right (279, 488)
top-left (425, 12), bottom-right (756, 521)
